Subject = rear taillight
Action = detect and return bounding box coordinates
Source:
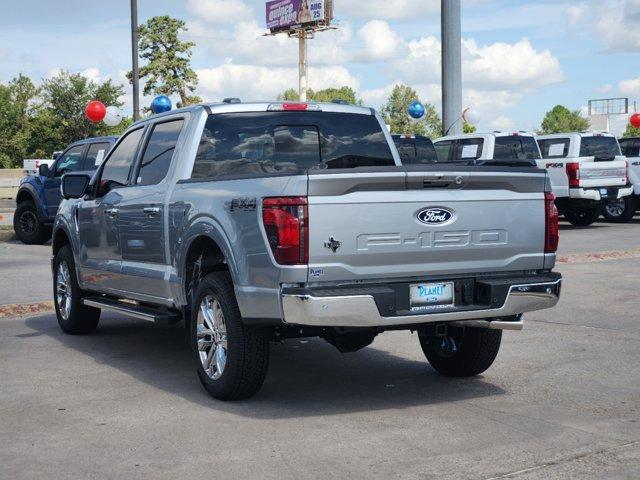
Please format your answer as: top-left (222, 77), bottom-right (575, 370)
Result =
top-left (566, 162), bottom-right (580, 188)
top-left (545, 192), bottom-right (559, 254)
top-left (262, 197), bottom-right (308, 265)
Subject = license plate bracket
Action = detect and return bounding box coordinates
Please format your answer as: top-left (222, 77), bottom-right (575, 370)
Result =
top-left (409, 282), bottom-right (455, 311)
top-left (600, 187), bottom-right (609, 198)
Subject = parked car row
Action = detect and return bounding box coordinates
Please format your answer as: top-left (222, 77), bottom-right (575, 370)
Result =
top-left (392, 131), bottom-right (638, 227)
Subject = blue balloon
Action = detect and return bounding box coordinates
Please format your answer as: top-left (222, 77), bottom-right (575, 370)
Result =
top-left (151, 95), bottom-right (172, 114)
top-left (408, 100), bottom-right (425, 119)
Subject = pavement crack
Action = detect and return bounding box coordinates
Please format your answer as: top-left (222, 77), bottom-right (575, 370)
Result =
top-left (483, 440), bottom-right (640, 479)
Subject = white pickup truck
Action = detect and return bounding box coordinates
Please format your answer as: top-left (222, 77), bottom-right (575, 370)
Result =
top-left (610, 136), bottom-right (640, 222)
top-left (537, 133), bottom-right (632, 226)
top-left (434, 132), bottom-right (631, 226)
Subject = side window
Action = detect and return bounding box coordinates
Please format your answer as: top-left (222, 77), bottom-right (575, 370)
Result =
top-left (98, 128), bottom-right (144, 195)
top-left (456, 138), bottom-right (483, 160)
top-left (84, 143), bottom-right (111, 170)
top-left (137, 120), bottom-right (184, 186)
top-left (55, 145), bottom-right (85, 175)
top-left (434, 140), bottom-right (453, 162)
top-left (538, 139), bottom-right (569, 158)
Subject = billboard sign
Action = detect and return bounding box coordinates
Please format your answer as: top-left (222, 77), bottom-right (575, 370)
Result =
top-left (266, 0), bottom-right (326, 32)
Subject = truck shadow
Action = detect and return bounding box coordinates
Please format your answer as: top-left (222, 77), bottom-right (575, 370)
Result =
top-left (25, 314), bottom-right (505, 418)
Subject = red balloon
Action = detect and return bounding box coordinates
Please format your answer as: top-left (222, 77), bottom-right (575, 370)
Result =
top-left (85, 100), bottom-right (106, 123)
top-left (630, 113), bottom-right (640, 129)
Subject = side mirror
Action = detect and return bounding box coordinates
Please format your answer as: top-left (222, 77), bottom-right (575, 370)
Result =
top-left (38, 164), bottom-right (51, 177)
top-left (61, 173), bottom-right (91, 199)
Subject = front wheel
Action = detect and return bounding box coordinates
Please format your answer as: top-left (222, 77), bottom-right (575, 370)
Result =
top-left (602, 197), bottom-right (637, 223)
top-left (13, 201), bottom-right (51, 244)
top-left (419, 326), bottom-right (502, 377)
top-left (565, 206), bottom-right (600, 227)
top-left (53, 246), bottom-right (100, 334)
top-left (190, 272), bottom-right (270, 401)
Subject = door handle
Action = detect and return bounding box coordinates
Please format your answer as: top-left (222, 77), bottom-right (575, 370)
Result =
top-left (143, 207), bottom-right (161, 216)
top-left (105, 208), bottom-right (119, 218)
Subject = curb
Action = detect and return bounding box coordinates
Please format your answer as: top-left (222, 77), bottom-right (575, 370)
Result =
top-left (0, 231), bottom-right (16, 242)
top-left (557, 248), bottom-right (640, 264)
top-left (0, 302), bottom-right (54, 319)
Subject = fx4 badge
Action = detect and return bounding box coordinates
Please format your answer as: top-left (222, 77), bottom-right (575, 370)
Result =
top-left (324, 237), bottom-right (342, 252)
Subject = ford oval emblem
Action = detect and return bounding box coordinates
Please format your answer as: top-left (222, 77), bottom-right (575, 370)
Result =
top-left (417, 208), bottom-right (454, 225)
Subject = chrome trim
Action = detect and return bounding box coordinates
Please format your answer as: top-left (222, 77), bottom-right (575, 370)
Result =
top-left (281, 279), bottom-right (561, 329)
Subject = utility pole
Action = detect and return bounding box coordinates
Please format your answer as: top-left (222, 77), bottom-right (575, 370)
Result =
top-left (130, 0), bottom-right (140, 121)
top-left (298, 31), bottom-right (308, 102)
top-left (441, 0), bottom-right (462, 135)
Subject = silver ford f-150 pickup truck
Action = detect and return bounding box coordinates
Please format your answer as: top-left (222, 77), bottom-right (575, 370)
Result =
top-left (52, 101), bottom-right (562, 400)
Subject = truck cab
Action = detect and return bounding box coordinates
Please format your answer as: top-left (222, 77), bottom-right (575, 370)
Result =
top-left (537, 133), bottom-right (632, 226)
top-left (14, 136), bottom-right (117, 244)
top-left (391, 134), bottom-right (439, 164)
top-left (433, 131), bottom-right (541, 164)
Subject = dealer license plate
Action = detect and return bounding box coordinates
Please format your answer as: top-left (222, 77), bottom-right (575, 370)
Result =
top-left (409, 282), bottom-right (454, 311)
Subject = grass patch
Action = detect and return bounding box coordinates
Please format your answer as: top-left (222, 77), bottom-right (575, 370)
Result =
top-left (0, 225), bottom-right (12, 231)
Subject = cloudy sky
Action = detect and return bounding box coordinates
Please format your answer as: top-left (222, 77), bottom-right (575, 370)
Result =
top-left (1, 0), bottom-right (639, 131)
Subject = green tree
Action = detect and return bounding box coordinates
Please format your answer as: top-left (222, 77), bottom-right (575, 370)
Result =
top-left (539, 105), bottom-right (589, 134)
top-left (463, 122), bottom-right (477, 133)
top-left (0, 75), bottom-right (41, 167)
top-left (40, 70), bottom-right (125, 145)
top-left (622, 123), bottom-right (640, 138)
top-left (277, 86), bottom-right (362, 104)
top-left (130, 16), bottom-right (201, 108)
top-left (380, 84), bottom-right (442, 138)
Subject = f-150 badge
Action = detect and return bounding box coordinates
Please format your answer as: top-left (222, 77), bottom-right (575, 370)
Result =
top-left (324, 237), bottom-right (342, 252)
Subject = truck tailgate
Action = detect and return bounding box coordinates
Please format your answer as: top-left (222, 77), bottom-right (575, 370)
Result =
top-left (577, 157), bottom-right (627, 188)
top-left (307, 168), bottom-right (548, 283)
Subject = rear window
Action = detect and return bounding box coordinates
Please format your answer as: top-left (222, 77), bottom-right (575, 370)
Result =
top-left (393, 137), bottom-right (438, 164)
top-left (494, 136), bottom-right (541, 160)
top-left (579, 136), bottom-right (621, 159)
top-left (538, 138), bottom-right (570, 158)
top-left (619, 138), bottom-right (640, 157)
top-left (192, 112), bottom-right (394, 178)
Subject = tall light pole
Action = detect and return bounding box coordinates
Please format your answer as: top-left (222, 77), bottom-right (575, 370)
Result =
top-left (298, 31), bottom-right (308, 102)
top-left (441, 0), bottom-right (462, 135)
top-left (130, 0), bottom-right (140, 121)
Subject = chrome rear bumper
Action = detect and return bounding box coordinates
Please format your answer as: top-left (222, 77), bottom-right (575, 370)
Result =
top-left (281, 279), bottom-right (561, 330)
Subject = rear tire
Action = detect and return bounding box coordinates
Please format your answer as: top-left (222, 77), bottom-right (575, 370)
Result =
top-left (13, 201), bottom-right (51, 244)
top-left (602, 196), bottom-right (637, 223)
top-left (419, 326), bottom-right (502, 377)
top-left (190, 272), bottom-right (270, 401)
top-left (53, 245), bottom-right (100, 335)
top-left (565, 206), bottom-right (600, 227)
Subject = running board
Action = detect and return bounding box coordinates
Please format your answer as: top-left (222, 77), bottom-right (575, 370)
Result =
top-left (82, 297), bottom-right (182, 325)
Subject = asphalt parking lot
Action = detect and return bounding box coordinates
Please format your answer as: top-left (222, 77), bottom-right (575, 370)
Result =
top-left (1, 219), bottom-right (639, 479)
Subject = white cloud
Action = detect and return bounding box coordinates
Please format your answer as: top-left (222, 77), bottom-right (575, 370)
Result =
top-left (620, 77), bottom-right (640, 96)
top-left (462, 38), bottom-right (564, 90)
top-left (593, 0), bottom-right (640, 52)
top-left (339, 0), bottom-right (438, 20)
top-left (598, 84), bottom-right (614, 94)
top-left (186, 0), bottom-right (253, 25)
top-left (356, 20), bottom-right (404, 61)
top-left (195, 63), bottom-right (359, 101)
top-left (489, 115), bottom-right (515, 131)
top-left (565, 3), bottom-right (587, 27)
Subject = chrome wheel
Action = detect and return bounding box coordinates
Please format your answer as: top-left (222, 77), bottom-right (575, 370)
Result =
top-left (19, 210), bottom-right (37, 235)
top-left (56, 261), bottom-right (72, 321)
top-left (604, 199), bottom-right (625, 218)
top-left (197, 295), bottom-right (228, 380)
